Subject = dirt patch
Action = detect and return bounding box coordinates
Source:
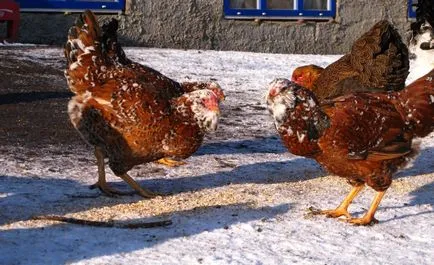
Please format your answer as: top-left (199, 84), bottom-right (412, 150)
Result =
top-left (0, 47), bottom-right (83, 150)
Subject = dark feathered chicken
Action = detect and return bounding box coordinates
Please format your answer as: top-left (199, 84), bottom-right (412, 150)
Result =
top-left (65, 11), bottom-right (224, 197)
top-left (267, 69), bottom-right (434, 225)
top-left (408, 0), bottom-right (434, 82)
top-left (291, 20), bottom-right (409, 101)
top-left (411, 0), bottom-right (434, 39)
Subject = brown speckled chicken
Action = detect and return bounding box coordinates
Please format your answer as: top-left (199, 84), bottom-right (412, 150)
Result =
top-left (291, 20), bottom-right (409, 101)
top-left (65, 11), bottom-right (224, 198)
top-left (267, 70), bottom-right (434, 225)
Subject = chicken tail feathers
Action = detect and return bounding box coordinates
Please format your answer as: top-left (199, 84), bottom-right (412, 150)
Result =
top-left (64, 10), bottom-right (113, 94)
top-left (101, 19), bottom-right (131, 65)
top-left (65, 10), bottom-right (101, 66)
top-left (395, 69), bottom-right (434, 138)
top-left (350, 20), bottom-right (409, 92)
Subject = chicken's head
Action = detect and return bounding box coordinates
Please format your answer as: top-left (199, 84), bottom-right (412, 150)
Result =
top-left (266, 78), bottom-right (329, 142)
top-left (207, 81), bottom-right (226, 102)
top-left (188, 89), bottom-right (222, 133)
top-left (291, 64), bottom-right (324, 90)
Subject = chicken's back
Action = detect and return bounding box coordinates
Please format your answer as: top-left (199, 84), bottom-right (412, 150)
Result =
top-left (99, 18), bottom-right (184, 98)
top-left (312, 20), bottom-right (409, 100)
top-left (393, 69), bottom-right (434, 137)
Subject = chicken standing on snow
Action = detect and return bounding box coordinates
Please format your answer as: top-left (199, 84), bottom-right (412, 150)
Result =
top-left (266, 70), bottom-right (434, 225)
top-left (99, 17), bottom-right (225, 167)
top-left (64, 11), bottom-right (224, 198)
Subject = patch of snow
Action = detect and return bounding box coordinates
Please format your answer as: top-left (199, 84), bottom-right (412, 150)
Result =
top-left (0, 47), bottom-right (433, 265)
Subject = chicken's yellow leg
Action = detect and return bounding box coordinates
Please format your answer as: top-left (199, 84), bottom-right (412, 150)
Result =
top-left (118, 173), bottom-right (161, 198)
top-left (315, 185), bottom-right (364, 219)
top-left (155, 158), bottom-right (186, 167)
top-left (346, 190), bottom-right (385, 225)
top-left (90, 147), bottom-right (135, 196)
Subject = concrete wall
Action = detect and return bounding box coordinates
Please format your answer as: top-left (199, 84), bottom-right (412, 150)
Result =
top-left (17, 0), bottom-right (413, 54)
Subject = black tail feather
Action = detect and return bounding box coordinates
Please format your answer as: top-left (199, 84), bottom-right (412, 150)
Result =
top-left (101, 18), bottom-right (131, 65)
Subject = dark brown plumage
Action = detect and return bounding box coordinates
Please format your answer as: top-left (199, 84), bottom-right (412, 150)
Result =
top-left (65, 11), bottom-right (224, 197)
top-left (267, 69), bottom-right (434, 225)
top-left (291, 20), bottom-right (409, 101)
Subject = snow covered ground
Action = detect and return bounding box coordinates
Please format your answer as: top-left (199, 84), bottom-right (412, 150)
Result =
top-left (0, 47), bottom-right (433, 265)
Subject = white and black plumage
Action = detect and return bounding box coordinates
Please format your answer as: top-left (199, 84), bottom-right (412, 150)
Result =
top-left (408, 0), bottom-right (434, 82)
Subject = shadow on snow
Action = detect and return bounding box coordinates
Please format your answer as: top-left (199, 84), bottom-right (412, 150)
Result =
top-left (0, 174), bottom-right (290, 263)
top-left (195, 136), bottom-right (286, 156)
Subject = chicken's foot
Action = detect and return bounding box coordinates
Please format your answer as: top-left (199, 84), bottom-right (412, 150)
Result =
top-left (313, 185), bottom-right (364, 219)
top-left (155, 158), bottom-right (186, 167)
top-left (90, 147), bottom-right (136, 196)
top-left (345, 191), bottom-right (385, 226)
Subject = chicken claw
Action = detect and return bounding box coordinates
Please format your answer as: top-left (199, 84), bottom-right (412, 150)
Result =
top-left (318, 208), bottom-right (352, 219)
top-left (309, 206), bottom-right (351, 219)
top-left (345, 216), bottom-right (379, 226)
top-left (310, 185), bottom-right (363, 219)
top-left (155, 158), bottom-right (186, 167)
top-left (92, 147), bottom-right (136, 197)
top-left (89, 181), bottom-right (136, 197)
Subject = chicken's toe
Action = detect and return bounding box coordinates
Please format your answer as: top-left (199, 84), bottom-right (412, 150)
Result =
top-left (89, 182), bottom-right (136, 197)
top-left (155, 158), bottom-right (186, 167)
top-left (136, 187), bottom-right (164, 198)
top-left (309, 207), bottom-right (352, 219)
top-left (321, 208), bottom-right (352, 219)
top-left (345, 216), bottom-right (379, 226)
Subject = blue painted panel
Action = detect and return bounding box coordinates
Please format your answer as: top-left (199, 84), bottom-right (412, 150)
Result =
top-left (408, 0), bottom-right (416, 18)
top-left (224, 0), bottom-right (336, 19)
top-left (16, 0), bottom-right (125, 11)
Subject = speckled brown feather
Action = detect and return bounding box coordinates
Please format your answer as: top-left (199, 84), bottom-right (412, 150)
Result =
top-left (311, 20), bottom-right (409, 101)
top-left (269, 71), bottom-right (434, 191)
top-left (65, 11), bottom-right (222, 176)
top-left (274, 87), bottom-right (328, 158)
top-left (317, 93), bottom-right (412, 190)
top-left (99, 18), bottom-right (220, 100)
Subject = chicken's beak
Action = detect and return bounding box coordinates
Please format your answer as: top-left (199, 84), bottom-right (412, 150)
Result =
top-left (213, 89), bottom-right (225, 102)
